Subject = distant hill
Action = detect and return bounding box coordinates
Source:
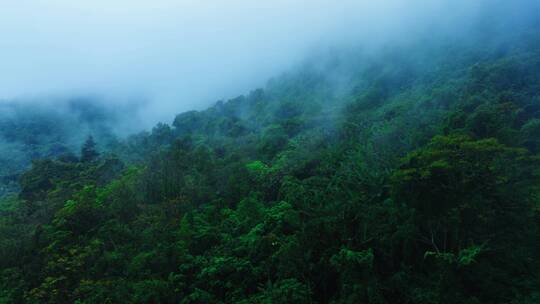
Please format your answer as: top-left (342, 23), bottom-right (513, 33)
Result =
top-left (0, 99), bottom-right (122, 196)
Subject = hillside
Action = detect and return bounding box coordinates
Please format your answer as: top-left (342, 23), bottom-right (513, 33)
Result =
top-left (1, 27), bottom-right (540, 303)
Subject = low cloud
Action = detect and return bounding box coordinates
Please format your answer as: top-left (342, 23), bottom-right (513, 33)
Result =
top-left (0, 0), bottom-right (537, 128)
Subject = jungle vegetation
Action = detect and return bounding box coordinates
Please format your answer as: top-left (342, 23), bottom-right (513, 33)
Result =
top-left (1, 21), bottom-right (540, 304)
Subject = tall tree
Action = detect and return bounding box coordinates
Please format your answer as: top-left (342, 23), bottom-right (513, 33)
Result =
top-left (81, 135), bottom-right (99, 163)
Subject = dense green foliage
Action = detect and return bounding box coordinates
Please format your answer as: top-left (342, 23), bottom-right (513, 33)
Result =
top-left (1, 29), bottom-right (540, 303)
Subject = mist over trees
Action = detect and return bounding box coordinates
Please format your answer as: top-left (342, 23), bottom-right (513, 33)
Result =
top-left (0, 99), bottom-right (128, 197)
top-left (1, 1), bottom-right (540, 303)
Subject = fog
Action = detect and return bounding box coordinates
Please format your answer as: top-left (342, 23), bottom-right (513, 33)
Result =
top-left (0, 0), bottom-right (537, 129)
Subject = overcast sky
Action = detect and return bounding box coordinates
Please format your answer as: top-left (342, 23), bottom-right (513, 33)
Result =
top-left (0, 0), bottom-right (535, 127)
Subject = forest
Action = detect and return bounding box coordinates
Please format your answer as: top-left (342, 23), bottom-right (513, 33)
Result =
top-left (1, 6), bottom-right (540, 304)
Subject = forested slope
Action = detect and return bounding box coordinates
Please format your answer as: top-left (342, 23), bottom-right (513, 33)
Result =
top-left (1, 26), bottom-right (540, 303)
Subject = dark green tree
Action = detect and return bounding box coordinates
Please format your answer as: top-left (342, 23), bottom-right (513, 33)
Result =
top-left (81, 135), bottom-right (99, 163)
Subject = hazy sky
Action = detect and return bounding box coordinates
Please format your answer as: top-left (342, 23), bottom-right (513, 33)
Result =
top-left (0, 0), bottom-right (534, 127)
